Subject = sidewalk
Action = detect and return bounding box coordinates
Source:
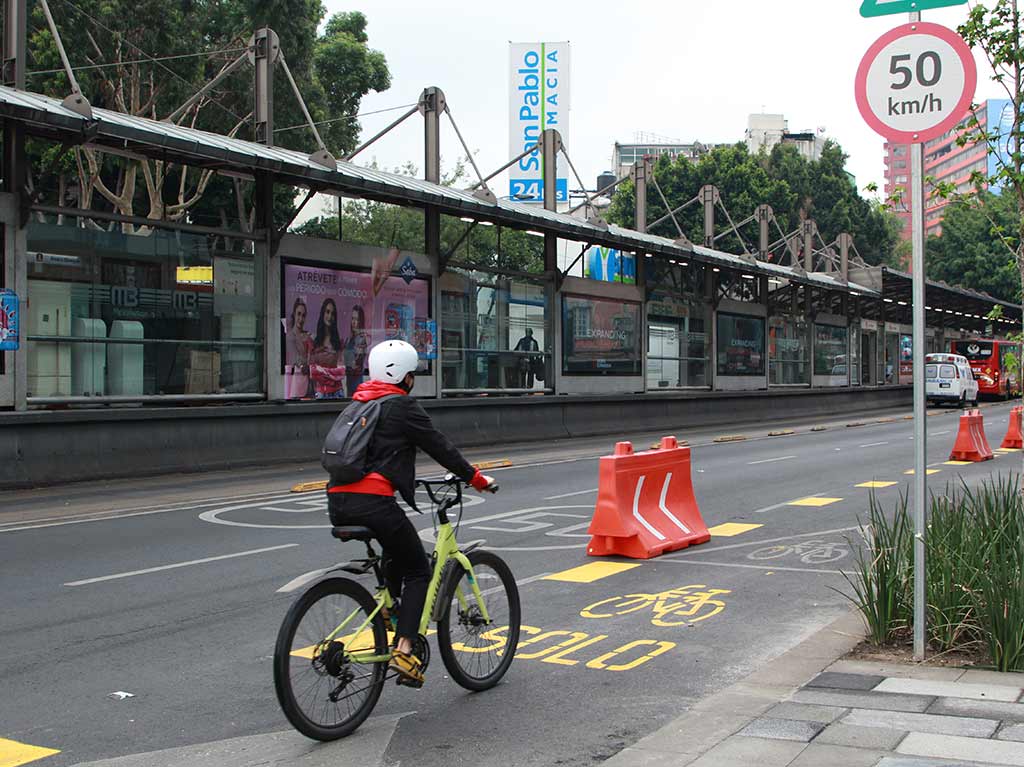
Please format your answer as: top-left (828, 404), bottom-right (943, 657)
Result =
top-left (603, 610), bottom-right (1024, 766)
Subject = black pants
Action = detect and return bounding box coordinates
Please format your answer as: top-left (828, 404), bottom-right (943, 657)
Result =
top-left (328, 493), bottom-right (430, 641)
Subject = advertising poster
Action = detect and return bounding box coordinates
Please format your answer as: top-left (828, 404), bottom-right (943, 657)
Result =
top-left (716, 313), bottom-right (765, 376)
top-left (584, 246), bottom-right (636, 284)
top-left (0, 289), bottom-right (19, 351)
top-left (562, 296), bottom-right (640, 375)
top-left (508, 41), bottom-right (570, 204)
top-left (899, 333), bottom-right (914, 384)
top-left (281, 260), bottom-right (430, 400)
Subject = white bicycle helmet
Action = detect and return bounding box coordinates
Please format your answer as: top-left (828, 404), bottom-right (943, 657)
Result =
top-left (368, 339), bottom-right (419, 384)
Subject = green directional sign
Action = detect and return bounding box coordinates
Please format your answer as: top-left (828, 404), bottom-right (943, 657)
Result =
top-left (860, 0), bottom-right (967, 17)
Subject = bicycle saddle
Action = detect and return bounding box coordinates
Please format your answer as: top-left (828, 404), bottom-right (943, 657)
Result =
top-left (331, 526), bottom-right (375, 542)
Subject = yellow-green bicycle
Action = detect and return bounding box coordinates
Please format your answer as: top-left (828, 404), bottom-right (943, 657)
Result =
top-left (273, 476), bottom-right (521, 741)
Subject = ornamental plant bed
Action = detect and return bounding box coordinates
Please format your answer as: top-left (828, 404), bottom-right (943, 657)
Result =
top-left (839, 475), bottom-right (1024, 672)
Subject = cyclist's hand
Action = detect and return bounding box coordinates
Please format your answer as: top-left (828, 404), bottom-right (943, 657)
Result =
top-left (470, 471), bottom-right (499, 493)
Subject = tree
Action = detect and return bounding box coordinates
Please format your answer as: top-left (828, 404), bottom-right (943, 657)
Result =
top-left (606, 142), bottom-right (900, 266)
top-left (295, 162), bottom-right (546, 273)
top-left (25, 2), bottom-right (390, 234)
top-left (927, 192), bottom-right (1021, 302)
top-left (954, 1), bottom-right (1024, 306)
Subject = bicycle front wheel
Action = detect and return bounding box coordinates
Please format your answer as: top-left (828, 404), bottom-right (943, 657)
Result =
top-left (437, 550), bottom-right (521, 691)
top-left (273, 577), bottom-right (388, 741)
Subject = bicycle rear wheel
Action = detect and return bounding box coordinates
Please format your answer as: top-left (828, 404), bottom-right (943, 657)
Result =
top-left (437, 549), bottom-right (521, 691)
top-left (274, 577), bottom-right (388, 741)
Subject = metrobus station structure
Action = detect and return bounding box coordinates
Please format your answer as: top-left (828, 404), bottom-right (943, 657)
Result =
top-left (0, 84), bottom-right (1019, 487)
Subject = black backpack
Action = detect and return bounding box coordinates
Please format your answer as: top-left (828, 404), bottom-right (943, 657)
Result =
top-left (321, 395), bottom-right (400, 485)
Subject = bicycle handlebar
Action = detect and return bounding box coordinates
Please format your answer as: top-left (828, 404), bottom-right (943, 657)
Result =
top-left (415, 475), bottom-right (499, 512)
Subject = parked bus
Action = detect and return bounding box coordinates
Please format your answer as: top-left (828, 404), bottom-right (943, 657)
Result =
top-left (949, 338), bottom-right (1021, 399)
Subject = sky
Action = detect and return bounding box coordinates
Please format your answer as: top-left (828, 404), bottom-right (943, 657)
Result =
top-left (304, 0), bottom-right (1003, 221)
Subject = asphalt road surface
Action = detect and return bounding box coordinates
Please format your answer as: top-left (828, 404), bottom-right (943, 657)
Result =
top-left (1, 402), bottom-right (1020, 767)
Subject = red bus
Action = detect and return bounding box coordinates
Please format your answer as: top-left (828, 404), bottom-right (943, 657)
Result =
top-left (949, 339), bottom-right (1021, 399)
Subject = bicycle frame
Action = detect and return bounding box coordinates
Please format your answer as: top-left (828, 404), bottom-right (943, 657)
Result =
top-left (317, 482), bottom-right (491, 666)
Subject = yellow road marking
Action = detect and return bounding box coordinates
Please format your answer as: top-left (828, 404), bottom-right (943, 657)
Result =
top-left (708, 522), bottom-right (762, 537)
top-left (788, 497), bottom-right (842, 507)
top-left (856, 481), bottom-right (897, 488)
top-left (904, 469), bottom-right (940, 475)
top-left (473, 458), bottom-right (513, 470)
top-left (292, 628), bottom-right (436, 659)
top-left (997, 448), bottom-right (1020, 452)
top-left (291, 480), bottom-right (327, 493)
top-left (544, 562), bottom-right (641, 583)
top-left (944, 460), bottom-right (973, 466)
top-left (0, 738), bottom-right (60, 767)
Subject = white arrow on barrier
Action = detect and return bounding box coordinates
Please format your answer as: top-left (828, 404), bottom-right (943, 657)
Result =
top-left (658, 472), bottom-right (692, 534)
top-left (632, 475), bottom-right (666, 541)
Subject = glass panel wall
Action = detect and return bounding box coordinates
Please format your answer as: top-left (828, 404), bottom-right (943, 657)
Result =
top-left (25, 219), bottom-right (262, 400)
top-left (563, 295), bottom-right (641, 376)
top-left (440, 269), bottom-right (550, 392)
top-left (768, 281), bottom-right (809, 385)
top-left (813, 323), bottom-right (849, 384)
top-left (716, 312), bottom-right (766, 377)
top-left (768, 317), bottom-right (809, 384)
top-left (646, 260), bottom-right (710, 389)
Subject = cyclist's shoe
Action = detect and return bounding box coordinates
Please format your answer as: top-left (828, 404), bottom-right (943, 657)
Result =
top-left (389, 649), bottom-right (425, 688)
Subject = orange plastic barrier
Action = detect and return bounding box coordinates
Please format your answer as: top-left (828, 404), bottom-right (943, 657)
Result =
top-left (1001, 406), bottom-right (1023, 449)
top-left (587, 436), bottom-right (710, 560)
top-left (950, 409), bottom-right (994, 462)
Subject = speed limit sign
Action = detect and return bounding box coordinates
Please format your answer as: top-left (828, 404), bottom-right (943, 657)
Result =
top-left (855, 22), bottom-right (976, 143)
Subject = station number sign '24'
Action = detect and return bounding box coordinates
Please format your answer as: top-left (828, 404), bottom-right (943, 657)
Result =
top-left (855, 21), bottom-right (976, 143)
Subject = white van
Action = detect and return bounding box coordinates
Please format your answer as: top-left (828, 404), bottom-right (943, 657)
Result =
top-left (925, 353), bottom-right (978, 407)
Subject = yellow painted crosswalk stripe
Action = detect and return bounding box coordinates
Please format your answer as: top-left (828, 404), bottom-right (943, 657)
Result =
top-left (708, 522), bottom-right (762, 537)
top-left (544, 562), bottom-right (641, 583)
top-left (944, 460), bottom-right (973, 466)
top-left (904, 469), bottom-right (940, 475)
top-left (788, 497), bottom-right (842, 507)
top-left (856, 481), bottom-right (897, 488)
top-left (0, 738), bottom-right (60, 767)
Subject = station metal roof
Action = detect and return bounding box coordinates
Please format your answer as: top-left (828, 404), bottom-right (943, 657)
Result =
top-left (1, 84), bottom-right (1016, 312)
top-left (0, 85), bottom-right (879, 295)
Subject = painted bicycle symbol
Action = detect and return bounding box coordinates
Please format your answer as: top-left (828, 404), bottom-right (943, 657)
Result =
top-left (580, 584), bottom-right (730, 627)
top-left (746, 540), bottom-right (849, 565)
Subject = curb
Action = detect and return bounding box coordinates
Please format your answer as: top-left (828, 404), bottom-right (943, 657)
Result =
top-left (601, 609), bottom-right (866, 765)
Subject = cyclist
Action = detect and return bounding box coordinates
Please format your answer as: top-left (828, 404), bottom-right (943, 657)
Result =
top-left (327, 339), bottom-right (495, 686)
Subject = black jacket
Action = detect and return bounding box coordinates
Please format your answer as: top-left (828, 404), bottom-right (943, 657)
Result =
top-left (330, 394), bottom-right (477, 508)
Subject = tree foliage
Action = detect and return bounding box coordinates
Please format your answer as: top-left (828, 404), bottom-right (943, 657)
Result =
top-left (24, 2), bottom-right (390, 233)
top-left (606, 141), bottom-right (902, 267)
top-left (927, 191), bottom-right (1021, 302)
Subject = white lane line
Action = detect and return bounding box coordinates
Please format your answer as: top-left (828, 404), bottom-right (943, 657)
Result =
top-left (65, 544), bottom-right (300, 586)
top-left (747, 455), bottom-right (797, 465)
top-left (0, 492), bottom-right (300, 534)
top-left (658, 558), bottom-right (849, 576)
top-left (933, 430), bottom-right (950, 436)
top-left (543, 487), bottom-right (599, 500)
top-left (662, 525), bottom-right (863, 556)
top-left (859, 441), bottom-right (889, 448)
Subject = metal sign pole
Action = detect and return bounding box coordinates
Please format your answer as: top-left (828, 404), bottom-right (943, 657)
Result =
top-left (909, 9), bottom-right (927, 663)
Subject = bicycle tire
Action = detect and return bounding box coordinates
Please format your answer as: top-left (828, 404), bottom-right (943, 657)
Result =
top-left (274, 577), bottom-right (387, 741)
top-left (747, 545), bottom-right (791, 560)
top-left (437, 550), bottom-right (521, 691)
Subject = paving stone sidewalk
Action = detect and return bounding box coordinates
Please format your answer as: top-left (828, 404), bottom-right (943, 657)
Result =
top-left (602, 610), bottom-right (1024, 766)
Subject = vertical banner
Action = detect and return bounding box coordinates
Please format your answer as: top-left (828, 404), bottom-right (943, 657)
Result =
top-left (0, 289), bottom-right (18, 351)
top-left (508, 41), bottom-right (570, 205)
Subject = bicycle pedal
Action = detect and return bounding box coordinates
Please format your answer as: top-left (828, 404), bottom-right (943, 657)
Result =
top-left (396, 675), bottom-right (424, 689)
